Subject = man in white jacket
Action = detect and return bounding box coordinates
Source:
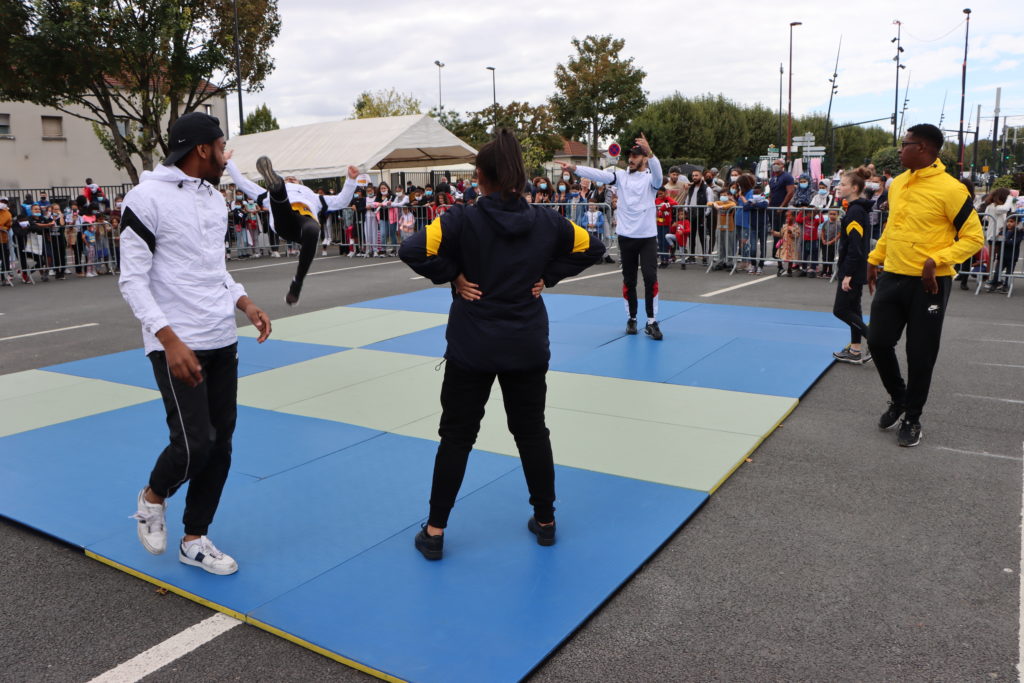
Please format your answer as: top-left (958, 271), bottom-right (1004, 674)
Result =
top-left (227, 156), bottom-right (358, 305)
top-left (557, 133), bottom-right (664, 340)
top-left (120, 112), bottom-right (271, 576)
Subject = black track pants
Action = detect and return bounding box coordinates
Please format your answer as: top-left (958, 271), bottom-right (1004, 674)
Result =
top-left (618, 235), bottom-right (659, 320)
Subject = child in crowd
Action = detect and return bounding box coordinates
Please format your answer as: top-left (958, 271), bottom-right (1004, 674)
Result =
top-left (711, 184), bottom-right (737, 271)
top-left (987, 214), bottom-right (1022, 292)
top-left (398, 205), bottom-right (415, 242)
top-left (665, 215), bottom-right (690, 269)
top-left (82, 222), bottom-right (97, 277)
top-left (773, 210), bottom-right (799, 276)
top-left (796, 209), bottom-right (822, 276)
top-left (819, 209), bottom-right (842, 279)
top-left (584, 202), bottom-right (606, 241)
top-left (655, 186), bottom-right (677, 268)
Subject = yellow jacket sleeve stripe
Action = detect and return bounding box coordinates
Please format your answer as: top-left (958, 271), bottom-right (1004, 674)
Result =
top-left (570, 221), bottom-right (590, 253)
top-left (846, 221), bottom-right (864, 237)
top-left (425, 217), bottom-right (443, 257)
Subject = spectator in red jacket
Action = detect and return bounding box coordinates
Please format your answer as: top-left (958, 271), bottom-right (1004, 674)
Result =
top-left (655, 186), bottom-right (677, 267)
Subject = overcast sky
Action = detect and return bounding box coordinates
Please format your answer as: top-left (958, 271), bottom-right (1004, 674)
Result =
top-left (235, 0), bottom-right (1022, 150)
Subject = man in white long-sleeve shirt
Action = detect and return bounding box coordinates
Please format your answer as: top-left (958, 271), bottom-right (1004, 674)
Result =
top-left (558, 133), bottom-right (664, 339)
top-left (227, 155), bottom-right (358, 305)
top-left (121, 112), bottom-right (272, 576)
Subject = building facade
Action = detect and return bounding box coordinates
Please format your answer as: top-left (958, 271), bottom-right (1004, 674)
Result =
top-left (0, 93), bottom-right (229, 194)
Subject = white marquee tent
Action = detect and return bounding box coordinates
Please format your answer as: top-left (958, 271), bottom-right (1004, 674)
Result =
top-left (223, 114), bottom-right (477, 182)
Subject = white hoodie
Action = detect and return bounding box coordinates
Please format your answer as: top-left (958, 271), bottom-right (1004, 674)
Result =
top-left (119, 164), bottom-right (247, 354)
top-left (573, 156), bottom-right (663, 238)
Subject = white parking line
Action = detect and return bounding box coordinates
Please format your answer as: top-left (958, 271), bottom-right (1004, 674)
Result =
top-left (0, 322), bottom-right (99, 342)
top-left (931, 446), bottom-right (1022, 462)
top-left (561, 270), bottom-right (620, 284)
top-left (308, 260), bottom-right (403, 277)
top-left (954, 393), bottom-right (1024, 405)
top-left (700, 276), bottom-right (775, 298)
top-left (970, 362), bottom-right (1024, 370)
top-left (228, 254), bottom-right (346, 272)
top-left (87, 613), bottom-right (241, 683)
top-left (979, 338), bottom-right (1024, 345)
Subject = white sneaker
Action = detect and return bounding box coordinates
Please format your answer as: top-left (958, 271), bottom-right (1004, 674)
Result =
top-left (131, 488), bottom-right (167, 555)
top-left (321, 249), bottom-right (328, 256)
top-left (179, 536), bottom-right (238, 575)
top-left (271, 251), bottom-right (280, 258)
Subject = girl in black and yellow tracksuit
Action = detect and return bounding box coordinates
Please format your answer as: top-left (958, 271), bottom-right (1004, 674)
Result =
top-left (832, 193), bottom-right (874, 364)
top-left (399, 130), bottom-right (605, 559)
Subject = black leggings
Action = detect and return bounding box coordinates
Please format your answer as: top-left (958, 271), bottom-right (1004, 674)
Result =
top-left (148, 344), bottom-right (238, 537)
top-left (268, 188), bottom-right (320, 291)
top-left (427, 360), bottom-right (555, 529)
top-left (618, 235), bottom-right (659, 320)
top-left (832, 281), bottom-right (868, 344)
top-left (867, 273), bottom-right (952, 423)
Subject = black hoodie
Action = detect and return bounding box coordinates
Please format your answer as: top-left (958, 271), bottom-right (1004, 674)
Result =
top-left (837, 197), bottom-right (873, 285)
top-left (399, 193), bottom-right (605, 373)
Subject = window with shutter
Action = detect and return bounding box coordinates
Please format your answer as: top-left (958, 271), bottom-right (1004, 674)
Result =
top-left (0, 113), bottom-right (10, 136)
top-left (41, 115), bottom-right (64, 138)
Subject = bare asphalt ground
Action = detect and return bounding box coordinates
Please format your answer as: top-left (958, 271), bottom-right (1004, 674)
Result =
top-left (1, 250), bottom-right (1021, 682)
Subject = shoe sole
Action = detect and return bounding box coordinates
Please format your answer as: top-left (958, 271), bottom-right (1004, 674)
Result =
top-left (645, 331), bottom-right (663, 341)
top-left (179, 553), bottom-right (238, 575)
top-left (879, 418), bottom-right (903, 431)
top-left (832, 356), bottom-right (862, 364)
top-left (415, 539), bottom-right (443, 561)
top-left (136, 522), bottom-right (166, 555)
top-left (898, 431), bottom-right (922, 447)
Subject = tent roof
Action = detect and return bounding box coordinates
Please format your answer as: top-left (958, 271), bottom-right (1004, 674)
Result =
top-left (223, 114), bottom-right (477, 182)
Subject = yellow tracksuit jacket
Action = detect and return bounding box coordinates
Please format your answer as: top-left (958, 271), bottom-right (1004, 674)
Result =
top-left (867, 160), bottom-right (984, 277)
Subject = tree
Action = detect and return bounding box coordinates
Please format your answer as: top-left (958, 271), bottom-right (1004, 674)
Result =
top-left (871, 146), bottom-right (902, 176)
top-left (351, 88), bottom-right (422, 119)
top-left (430, 101), bottom-right (562, 173)
top-left (0, 0), bottom-right (280, 183)
top-left (549, 35), bottom-right (647, 164)
top-left (243, 104), bottom-right (279, 134)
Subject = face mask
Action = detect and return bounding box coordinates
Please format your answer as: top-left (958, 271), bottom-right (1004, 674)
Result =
top-left (730, 175), bottom-right (740, 181)
top-left (539, 183), bottom-right (548, 190)
top-left (818, 189), bottom-right (828, 195)
top-left (729, 188), bottom-right (738, 195)
top-left (596, 182), bottom-right (603, 188)
top-left (558, 185), bottom-right (566, 192)
top-left (367, 192), bottom-right (375, 197)
top-left (381, 190), bottom-right (388, 196)
top-left (562, 174), bottom-right (570, 181)
top-left (799, 183), bottom-right (809, 189)
top-left (396, 189), bottom-right (403, 195)
top-left (865, 182), bottom-right (879, 191)
top-left (425, 190), bottom-right (433, 196)
top-left (773, 166), bottom-right (784, 173)
top-left (235, 194), bottom-right (242, 199)
top-left (471, 182), bottom-right (477, 188)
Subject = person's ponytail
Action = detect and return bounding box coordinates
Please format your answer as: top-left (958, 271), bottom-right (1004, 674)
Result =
top-left (475, 128), bottom-right (527, 201)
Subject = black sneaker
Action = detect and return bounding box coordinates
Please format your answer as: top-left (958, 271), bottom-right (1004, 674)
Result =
top-left (414, 525), bottom-right (443, 560)
top-left (897, 419), bottom-right (922, 447)
top-left (625, 318), bottom-right (638, 335)
top-left (832, 345), bottom-right (862, 364)
top-left (644, 321), bottom-right (663, 340)
top-left (527, 517), bottom-right (556, 546)
top-left (878, 401), bottom-right (904, 430)
top-left (255, 155), bottom-right (284, 195)
top-left (285, 279), bottom-right (301, 306)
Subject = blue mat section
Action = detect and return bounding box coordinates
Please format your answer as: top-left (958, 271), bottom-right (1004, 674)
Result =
top-left (350, 286), bottom-right (455, 314)
top-left (249, 466), bottom-right (707, 683)
top-left (551, 332), bottom-right (734, 383)
top-left (44, 337), bottom-right (344, 390)
top-left (364, 325), bottom-right (447, 357)
top-left (86, 428), bottom-right (521, 616)
top-left (0, 401), bottom-right (258, 547)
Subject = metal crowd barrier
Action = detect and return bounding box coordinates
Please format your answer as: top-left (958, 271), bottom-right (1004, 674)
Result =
top-left (1, 219), bottom-right (120, 284)
top-left (968, 212), bottom-right (1023, 298)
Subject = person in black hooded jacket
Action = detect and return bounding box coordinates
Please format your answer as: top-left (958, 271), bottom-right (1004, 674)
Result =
top-left (832, 167), bottom-right (873, 364)
top-left (399, 129), bottom-right (605, 560)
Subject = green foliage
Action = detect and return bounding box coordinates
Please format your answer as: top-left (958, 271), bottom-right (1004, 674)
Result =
top-left (549, 35), bottom-right (647, 161)
top-left (351, 88), bottom-right (422, 118)
top-left (431, 102), bottom-right (562, 172)
top-left (871, 147), bottom-right (902, 176)
top-left (992, 173), bottom-right (1024, 191)
top-left (243, 104), bottom-right (279, 134)
top-left (0, 0), bottom-right (281, 183)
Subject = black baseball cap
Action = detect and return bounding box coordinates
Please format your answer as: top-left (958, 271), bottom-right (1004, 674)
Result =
top-left (627, 143), bottom-right (647, 157)
top-left (162, 112), bottom-right (225, 166)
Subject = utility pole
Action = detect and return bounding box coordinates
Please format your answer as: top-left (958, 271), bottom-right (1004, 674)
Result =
top-left (777, 63), bottom-right (784, 151)
top-left (232, 0), bottom-right (244, 135)
top-left (957, 8), bottom-right (972, 177)
top-left (787, 21), bottom-right (802, 163)
top-left (992, 87), bottom-right (1001, 175)
top-left (971, 103), bottom-right (981, 182)
top-left (891, 20), bottom-right (904, 147)
top-left (898, 71), bottom-right (911, 138)
top-left (824, 37), bottom-right (841, 175)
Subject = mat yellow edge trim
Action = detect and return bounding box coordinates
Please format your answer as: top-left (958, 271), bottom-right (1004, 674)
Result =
top-left (84, 550), bottom-right (248, 622)
top-left (245, 616), bottom-right (406, 683)
top-left (706, 398), bottom-right (799, 494)
top-left (84, 550), bottom-right (406, 683)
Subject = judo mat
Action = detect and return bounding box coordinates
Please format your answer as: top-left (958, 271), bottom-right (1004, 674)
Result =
top-left (0, 289), bottom-right (848, 682)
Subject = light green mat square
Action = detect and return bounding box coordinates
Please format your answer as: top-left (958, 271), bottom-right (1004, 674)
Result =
top-left (238, 349), bottom-right (438, 410)
top-left (392, 405), bottom-right (765, 493)
top-left (241, 308), bottom-right (448, 348)
top-left (0, 371), bottom-right (159, 437)
top-left (545, 371), bottom-right (796, 437)
top-left (237, 306), bottom-right (395, 340)
top-left (274, 361), bottom-right (443, 432)
top-left (0, 369), bottom-right (90, 401)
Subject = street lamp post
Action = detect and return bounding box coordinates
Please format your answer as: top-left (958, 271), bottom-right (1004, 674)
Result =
top-left (891, 20), bottom-right (905, 146)
top-left (485, 66), bottom-right (497, 130)
top-left (824, 36), bottom-right (841, 174)
top-left (957, 8), bottom-right (972, 177)
top-left (434, 60), bottom-right (445, 114)
top-left (777, 63), bottom-right (783, 150)
top-left (787, 21), bottom-right (802, 164)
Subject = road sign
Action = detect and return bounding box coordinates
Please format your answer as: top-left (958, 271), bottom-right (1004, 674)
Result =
top-left (608, 143), bottom-right (621, 157)
top-left (804, 146), bottom-right (827, 153)
top-left (982, 165), bottom-right (989, 172)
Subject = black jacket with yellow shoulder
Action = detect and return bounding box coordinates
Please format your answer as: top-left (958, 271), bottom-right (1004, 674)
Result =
top-left (399, 193), bottom-right (605, 373)
top-left (837, 197), bottom-right (873, 285)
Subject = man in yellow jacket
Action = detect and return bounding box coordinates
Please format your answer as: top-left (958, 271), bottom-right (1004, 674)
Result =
top-left (866, 123), bottom-right (983, 448)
